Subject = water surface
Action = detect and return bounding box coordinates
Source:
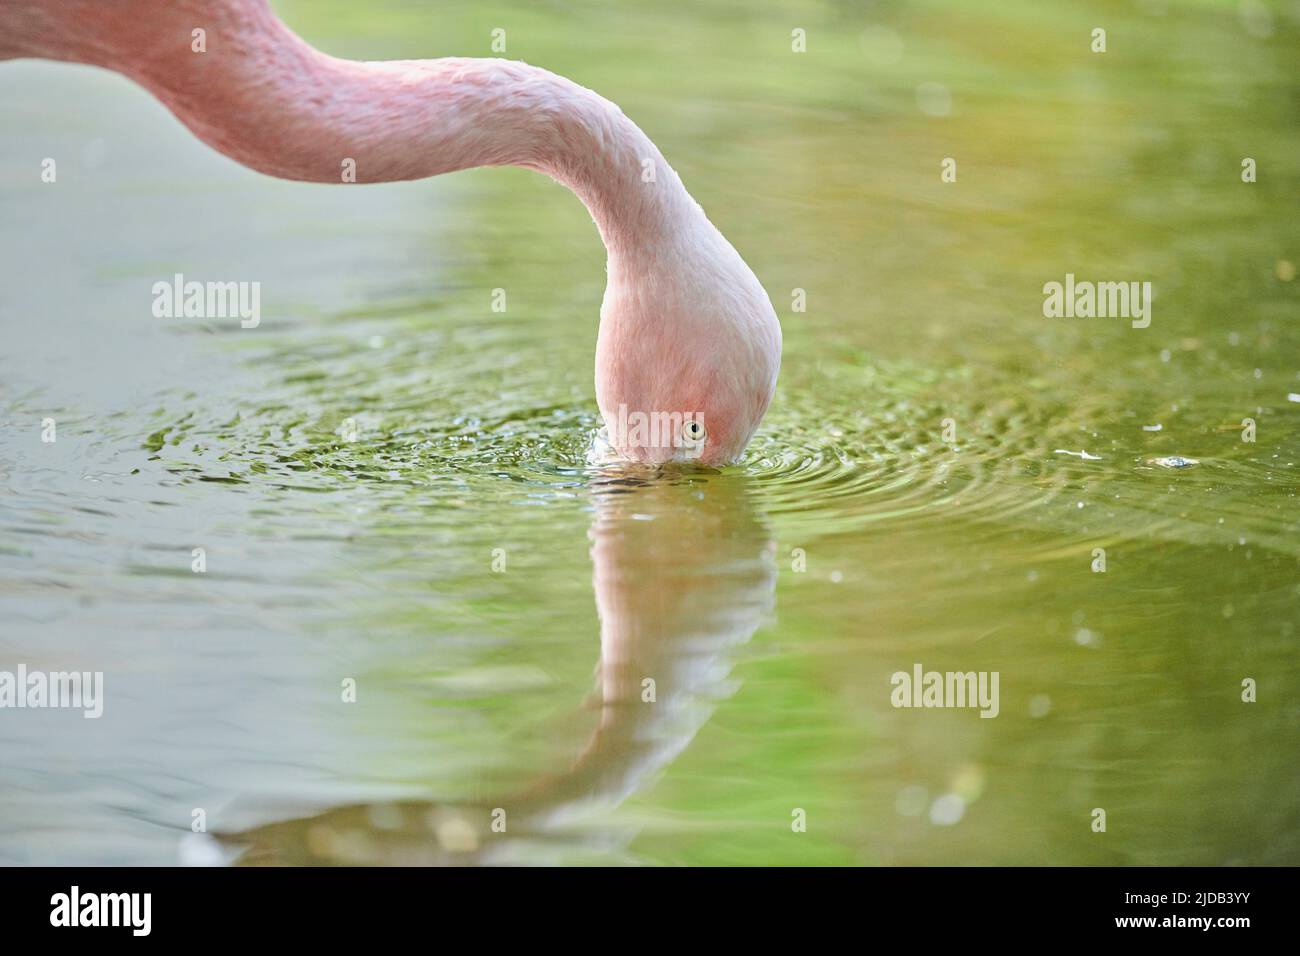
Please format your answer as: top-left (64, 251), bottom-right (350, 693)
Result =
top-left (1, 0), bottom-right (1297, 865)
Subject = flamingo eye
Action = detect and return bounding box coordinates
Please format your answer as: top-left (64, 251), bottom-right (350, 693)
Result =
top-left (682, 418), bottom-right (707, 445)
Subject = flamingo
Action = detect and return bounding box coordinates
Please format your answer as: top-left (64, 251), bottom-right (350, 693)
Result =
top-left (0, 0), bottom-right (782, 466)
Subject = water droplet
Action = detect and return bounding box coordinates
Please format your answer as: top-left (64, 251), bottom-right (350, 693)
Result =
top-left (929, 793), bottom-right (966, 826)
top-left (915, 82), bottom-right (952, 117)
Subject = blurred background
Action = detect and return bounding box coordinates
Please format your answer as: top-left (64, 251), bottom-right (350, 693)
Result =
top-left (0, 0), bottom-right (1297, 864)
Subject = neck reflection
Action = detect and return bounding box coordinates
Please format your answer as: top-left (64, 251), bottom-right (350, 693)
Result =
top-left (523, 469), bottom-right (776, 826)
top-left (227, 469), bottom-right (775, 865)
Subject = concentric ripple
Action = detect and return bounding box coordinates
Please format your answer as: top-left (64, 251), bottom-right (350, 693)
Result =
top-left (108, 326), bottom-right (1299, 566)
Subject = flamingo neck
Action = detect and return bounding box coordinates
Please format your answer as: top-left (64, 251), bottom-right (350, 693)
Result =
top-left (6, 0), bottom-right (700, 259)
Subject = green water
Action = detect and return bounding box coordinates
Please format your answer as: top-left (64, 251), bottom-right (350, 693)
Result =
top-left (1, 0), bottom-right (1297, 865)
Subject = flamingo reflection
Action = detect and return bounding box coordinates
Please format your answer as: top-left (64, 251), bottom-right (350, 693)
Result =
top-left (224, 469), bottom-right (775, 864)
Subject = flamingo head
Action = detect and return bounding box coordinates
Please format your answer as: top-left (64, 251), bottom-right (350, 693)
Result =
top-left (594, 223), bottom-right (782, 468)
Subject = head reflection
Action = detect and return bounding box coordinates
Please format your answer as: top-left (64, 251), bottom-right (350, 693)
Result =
top-left (226, 468), bottom-right (775, 864)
